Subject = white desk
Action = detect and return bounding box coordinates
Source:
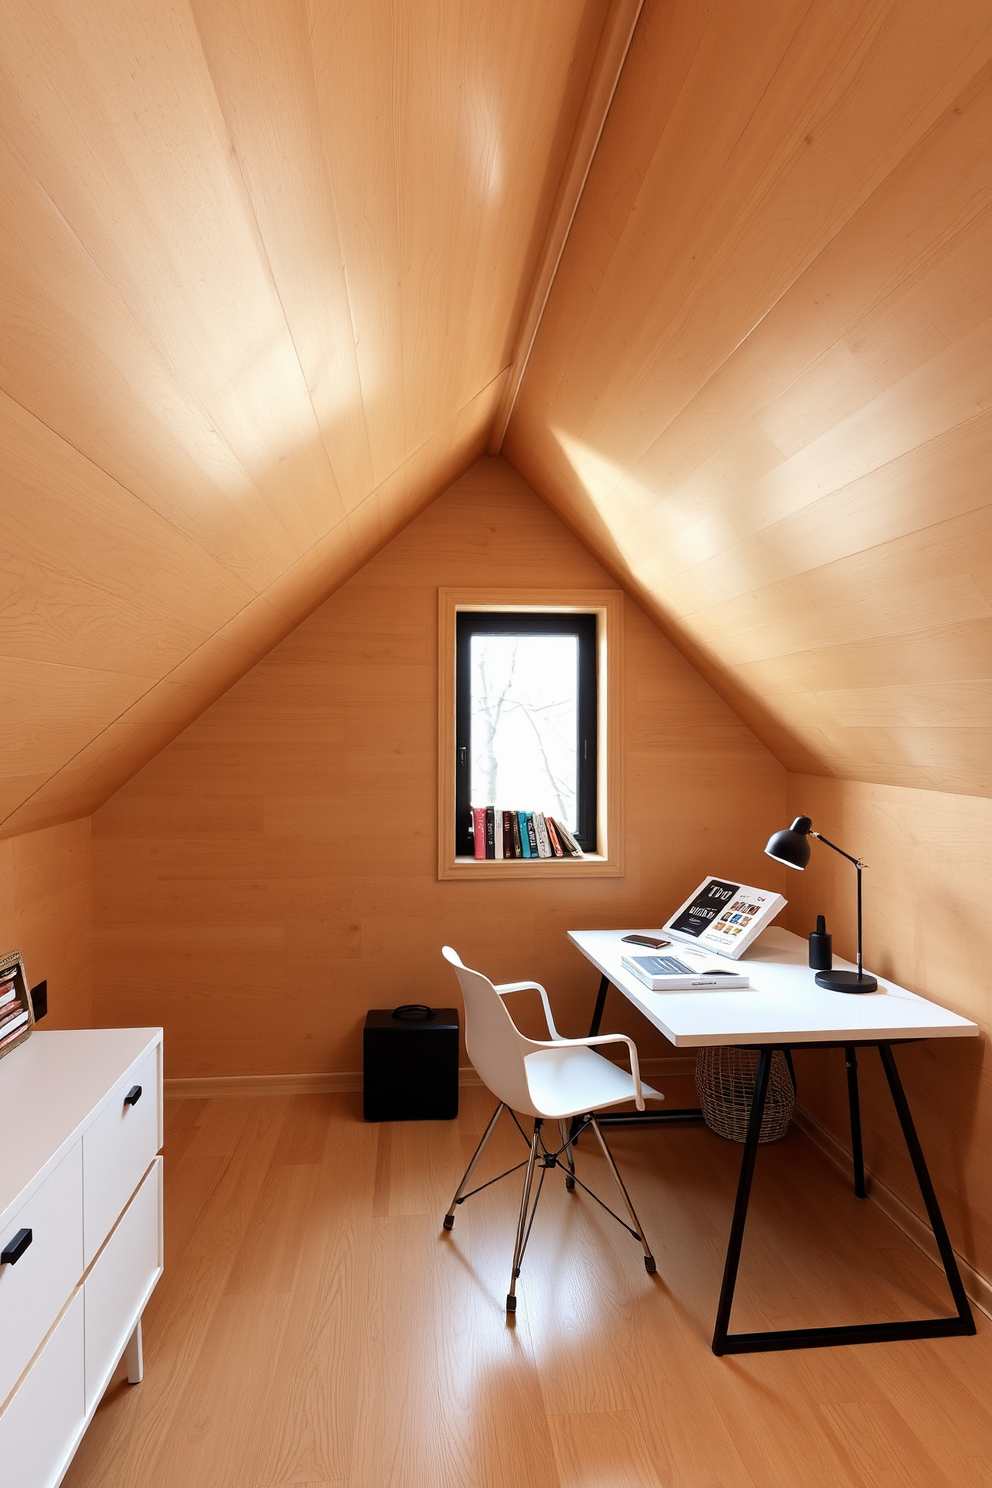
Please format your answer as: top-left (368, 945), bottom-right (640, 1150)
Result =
top-left (567, 926), bottom-right (979, 1356)
top-left (567, 926), bottom-right (979, 1046)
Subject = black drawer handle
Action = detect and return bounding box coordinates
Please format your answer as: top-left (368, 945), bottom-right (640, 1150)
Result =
top-left (2, 1228), bottom-right (33, 1266)
top-left (124, 1084), bottom-right (143, 1108)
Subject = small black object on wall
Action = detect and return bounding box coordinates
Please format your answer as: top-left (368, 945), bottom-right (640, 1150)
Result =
top-left (808, 917), bottom-right (833, 971)
top-left (29, 981), bottom-right (47, 1021)
top-left (363, 1006), bottom-right (459, 1121)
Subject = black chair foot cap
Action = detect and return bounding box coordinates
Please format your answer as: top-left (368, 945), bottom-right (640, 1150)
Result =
top-left (506, 1294), bottom-right (517, 1312)
top-left (565, 1177), bottom-right (575, 1191)
top-left (644, 1256), bottom-right (656, 1274)
top-left (442, 1215), bottom-right (454, 1230)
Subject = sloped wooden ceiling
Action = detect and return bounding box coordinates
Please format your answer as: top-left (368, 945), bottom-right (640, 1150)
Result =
top-left (2, 0), bottom-right (990, 844)
top-left (0, 0), bottom-right (624, 837)
top-left (503, 0), bottom-right (992, 797)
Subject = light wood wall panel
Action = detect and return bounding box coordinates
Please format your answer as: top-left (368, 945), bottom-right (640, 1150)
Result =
top-left (781, 774), bottom-right (992, 1285)
top-left (0, 0), bottom-right (615, 835)
top-left (505, 0), bottom-right (992, 796)
top-left (0, 820), bottom-right (91, 1029)
top-left (91, 459), bottom-right (785, 1077)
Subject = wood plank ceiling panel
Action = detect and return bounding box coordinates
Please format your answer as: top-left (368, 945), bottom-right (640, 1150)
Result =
top-left (505, 0), bottom-right (992, 796)
top-left (0, 0), bottom-right (614, 836)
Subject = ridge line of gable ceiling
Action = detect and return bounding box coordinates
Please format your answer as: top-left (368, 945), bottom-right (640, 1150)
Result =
top-left (488, 0), bottom-right (646, 454)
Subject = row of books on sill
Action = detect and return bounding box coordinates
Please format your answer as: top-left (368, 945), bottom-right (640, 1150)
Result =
top-left (471, 806), bottom-right (584, 860)
top-left (0, 979), bottom-right (29, 1050)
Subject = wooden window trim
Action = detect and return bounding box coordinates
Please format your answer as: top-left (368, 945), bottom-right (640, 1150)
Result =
top-left (437, 588), bottom-right (624, 880)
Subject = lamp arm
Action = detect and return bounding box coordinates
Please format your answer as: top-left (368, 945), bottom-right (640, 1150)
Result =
top-left (810, 832), bottom-right (867, 978)
top-left (810, 831), bottom-right (865, 870)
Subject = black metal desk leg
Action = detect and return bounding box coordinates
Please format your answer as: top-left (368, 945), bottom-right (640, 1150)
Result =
top-left (588, 973), bottom-right (610, 1037)
top-left (712, 1047), bottom-right (773, 1356)
top-left (844, 1045), bottom-right (867, 1198)
top-left (878, 1044), bottom-right (975, 1332)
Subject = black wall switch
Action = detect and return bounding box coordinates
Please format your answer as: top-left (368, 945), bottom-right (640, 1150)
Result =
top-left (29, 981), bottom-right (48, 1021)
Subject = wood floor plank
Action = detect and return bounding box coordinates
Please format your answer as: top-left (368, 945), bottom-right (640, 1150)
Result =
top-left (61, 1093), bottom-right (992, 1488)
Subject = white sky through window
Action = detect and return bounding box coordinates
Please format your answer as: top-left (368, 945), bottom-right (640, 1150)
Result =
top-left (469, 634), bottom-right (578, 828)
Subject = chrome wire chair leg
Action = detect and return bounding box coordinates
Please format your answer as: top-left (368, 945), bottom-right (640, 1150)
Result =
top-left (558, 1119), bottom-right (576, 1191)
top-left (507, 1120), bottom-right (543, 1312)
top-left (590, 1118), bottom-right (656, 1274)
top-left (443, 1101), bottom-right (505, 1229)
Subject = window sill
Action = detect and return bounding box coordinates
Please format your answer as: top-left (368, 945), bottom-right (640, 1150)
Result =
top-left (439, 853), bottom-right (623, 881)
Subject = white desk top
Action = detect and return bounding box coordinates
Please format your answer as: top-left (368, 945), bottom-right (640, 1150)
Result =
top-left (567, 927), bottom-right (979, 1048)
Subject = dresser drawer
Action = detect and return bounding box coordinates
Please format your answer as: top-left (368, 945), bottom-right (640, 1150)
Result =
top-left (0, 1287), bottom-right (84, 1488)
top-left (82, 1044), bottom-right (159, 1267)
top-left (84, 1156), bottom-right (162, 1414)
top-left (0, 1142), bottom-right (83, 1409)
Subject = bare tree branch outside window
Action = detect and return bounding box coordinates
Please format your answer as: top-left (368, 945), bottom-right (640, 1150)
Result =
top-left (469, 635), bottom-right (579, 828)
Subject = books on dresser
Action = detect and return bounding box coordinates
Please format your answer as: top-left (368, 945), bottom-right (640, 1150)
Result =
top-left (470, 807), bottom-right (584, 859)
top-left (0, 951), bottom-right (34, 1059)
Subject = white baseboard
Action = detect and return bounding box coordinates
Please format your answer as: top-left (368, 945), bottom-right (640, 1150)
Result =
top-left (162, 1054), bottom-right (698, 1101)
top-left (792, 1104), bottom-right (992, 1322)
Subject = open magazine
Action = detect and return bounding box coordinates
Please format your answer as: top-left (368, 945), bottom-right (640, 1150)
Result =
top-left (662, 877), bottom-right (786, 961)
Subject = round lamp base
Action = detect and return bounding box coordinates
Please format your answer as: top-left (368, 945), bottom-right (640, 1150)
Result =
top-left (814, 969), bottom-right (877, 995)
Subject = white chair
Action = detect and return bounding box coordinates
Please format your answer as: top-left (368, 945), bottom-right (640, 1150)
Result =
top-left (441, 946), bottom-right (662, 1312)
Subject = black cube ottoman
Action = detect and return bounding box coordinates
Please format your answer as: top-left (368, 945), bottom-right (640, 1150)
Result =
top-left (363, 1007), bottom-right (460, 1121)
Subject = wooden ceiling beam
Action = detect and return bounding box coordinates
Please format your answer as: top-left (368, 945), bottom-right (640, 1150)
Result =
top-left (488, 0), bottom-right (645, 454)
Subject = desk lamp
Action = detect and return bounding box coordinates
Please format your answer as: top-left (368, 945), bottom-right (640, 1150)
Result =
top-left (764, 816), bottom-right (877, 993)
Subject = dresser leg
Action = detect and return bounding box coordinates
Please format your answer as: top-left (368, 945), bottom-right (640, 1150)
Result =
top-left (125, 1318), bottom-right (144, 1384)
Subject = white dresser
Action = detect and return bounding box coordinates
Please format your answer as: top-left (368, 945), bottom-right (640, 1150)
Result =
top-left (0, 1028), bottom-right (163, 1488)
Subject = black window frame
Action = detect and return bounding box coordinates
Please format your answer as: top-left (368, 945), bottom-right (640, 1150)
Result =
top-left (455, 611), bottom-right (598, 857)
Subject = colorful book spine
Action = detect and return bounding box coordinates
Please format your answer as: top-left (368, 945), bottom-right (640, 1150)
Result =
top-left (485, 806), bottom-right (495, 858)
top-left (0, 1018), bottom-right (28, 1050)
top-left (472, 806), bottom-right (486, 860)
top-left (550, 817), bottom-right (583, 857)
top-left (526, 814), bottom-right (539, 857)
top-left (0, 987), bottom-right (17, 1012)
top-left (545, 817), bottom-right (565, 857)
top-left (0, 998), bottom-right (25, 1029)
top-left (502, 810), bottom-right (516, 859)
top-left (533, 813), bottom-right (552, 858)
top-left (511, 811), bottom-right (523, 858)
top-left (493, 808), bottom-right (504, 859)
top-left (0, 1008), bottom-right (28, 1044)
top-left (518, 811), bottom-right (532, 857)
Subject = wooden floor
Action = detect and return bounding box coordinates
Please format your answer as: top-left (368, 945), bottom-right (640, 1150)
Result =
top-left (63, 1087), bottom-right (992, 1488)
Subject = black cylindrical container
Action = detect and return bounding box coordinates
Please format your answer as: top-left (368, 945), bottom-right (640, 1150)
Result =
top-left (808, 915), bottom-right (833, 971)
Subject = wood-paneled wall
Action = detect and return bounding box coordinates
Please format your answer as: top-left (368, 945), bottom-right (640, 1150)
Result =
top-left (505, 0), bottom-right (992, 797)
top-left (0, 0), bottom-right (617, 837)
top-left (0, 820), bottom-right (91, 1029)
top-left (782, 775), bottom-right (992, 1283)
top-left (91, 459), bottom-right (785, 1076)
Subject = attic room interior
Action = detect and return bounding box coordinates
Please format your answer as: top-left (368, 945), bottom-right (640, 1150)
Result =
top-left (1, 0), bottom-right (990, 1484)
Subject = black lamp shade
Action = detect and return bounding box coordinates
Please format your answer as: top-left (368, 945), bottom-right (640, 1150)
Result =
top-left (764, 816), bottom-right (813, 870)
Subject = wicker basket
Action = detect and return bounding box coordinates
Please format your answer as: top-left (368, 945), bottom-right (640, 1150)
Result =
top-left (695, 1047), bottom-right (794, 1143)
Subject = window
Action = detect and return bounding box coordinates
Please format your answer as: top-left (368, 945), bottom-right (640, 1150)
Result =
top-left (455, 612), bottom-right (597, 854)
top-left (437, 589), bottom-right (623, 879)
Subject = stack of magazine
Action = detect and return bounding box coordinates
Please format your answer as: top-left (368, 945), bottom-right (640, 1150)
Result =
top-left (0, 975), bottom-right (29, 1050)
top-left (471, 807), bottom-right (583, 859)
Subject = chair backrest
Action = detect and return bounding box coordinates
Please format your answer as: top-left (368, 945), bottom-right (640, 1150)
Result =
top-left (441, 947), bottom-right (535, 1114)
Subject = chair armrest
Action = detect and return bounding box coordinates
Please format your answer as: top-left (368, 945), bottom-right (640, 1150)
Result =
top-left (494, 981), bottom-right (564, 1040)
top-left (529, 1032), bottom-right (647, 1110)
